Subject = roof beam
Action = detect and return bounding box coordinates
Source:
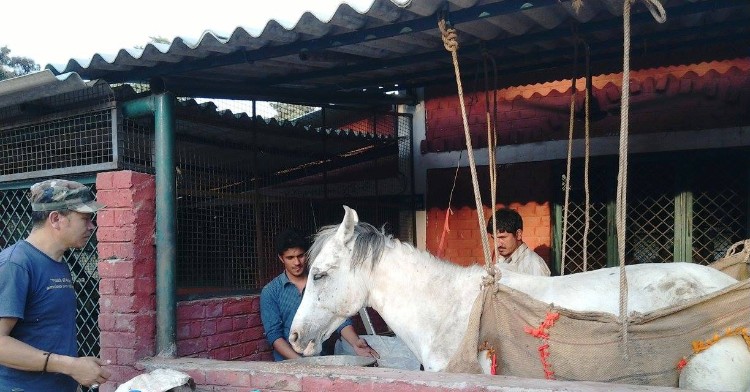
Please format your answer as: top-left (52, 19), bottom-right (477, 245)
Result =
top-left (331, 18), bottom-right (750, 91)
top-left (161, 77), bottom-right (416, 105)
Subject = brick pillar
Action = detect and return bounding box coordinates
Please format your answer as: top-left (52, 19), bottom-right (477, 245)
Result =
top-left (96, 171), bottom-right (157, 391)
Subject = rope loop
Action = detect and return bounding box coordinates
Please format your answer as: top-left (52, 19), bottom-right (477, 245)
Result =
top-left (438, 19), bottom-right (459, 53)
top-left (636, 0), bottom-right (667, 23)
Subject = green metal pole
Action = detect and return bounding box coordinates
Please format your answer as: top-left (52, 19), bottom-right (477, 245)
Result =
top-left (607, 197), bottom-right (618, 267)
top-left (154, 93), bottom-right (177, 356)
top-left (674, 165), bottom-right (693, 263)
top-left (552, 201), bottom-right (562, 276)
top-left (121, 93), bottom-right (177, 356)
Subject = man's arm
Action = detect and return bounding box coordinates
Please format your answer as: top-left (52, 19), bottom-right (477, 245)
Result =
top-left (0, 318), bottom-right (110, 387)
top-left (260, 285), bottom-right (301, 360)
top-left (340, 325), bottom-right (380, 358)
top-left (271, 338), bottom-right (302, 360)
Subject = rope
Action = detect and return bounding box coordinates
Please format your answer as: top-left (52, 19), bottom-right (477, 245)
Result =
top-left (439, 18), bottom-right (493, 270)
top-left (583, 42), bottom-right (592, 272)
top-left (616, 0), bottom-right (633, 358)
top-left (484, 50), bottom-right (500, 261)
top-left (616, 0), bottom-right (666, 354)
top-left (614, 0), bottom-right (666, 355)
top-left (437, 151), bottom-right (463, 258)
top-left (560, 39), bottom-right (579, 276)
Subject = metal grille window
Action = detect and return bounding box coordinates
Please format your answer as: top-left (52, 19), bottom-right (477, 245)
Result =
top-left (557, 165), bottom-right (611, 272)
top-left (691, 159), bottom-right (748, 264)
top-left (555, 150), bottom-right (749, 273)
top-left (626, 161), bottom-right (677, 264)
top-left (0, 110), bottom-right (114, 179)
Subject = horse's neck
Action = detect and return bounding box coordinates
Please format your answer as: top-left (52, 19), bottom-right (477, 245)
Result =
top-left (366, 243), bottom-right (484, 369)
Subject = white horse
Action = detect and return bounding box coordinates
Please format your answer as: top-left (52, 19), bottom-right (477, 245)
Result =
top-left (289, 206), bottom-right (750, 391)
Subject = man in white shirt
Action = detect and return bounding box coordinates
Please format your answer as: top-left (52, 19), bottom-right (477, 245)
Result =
top-left (486, 208), bottom-right (551, 276)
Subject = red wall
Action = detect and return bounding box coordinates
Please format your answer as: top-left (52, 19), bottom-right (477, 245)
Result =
top-left (95, 171), bottom-right (274, 392)
top-left (425, 162), bottom-right (553, 267)
top-left (176, 296), bottom-right (272, 361)
top-left (96, 171), bottom-right (158, 387)
top-left (422, 58), bottom-right (750, 153)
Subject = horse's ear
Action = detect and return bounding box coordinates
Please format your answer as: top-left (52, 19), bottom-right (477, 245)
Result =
top-left (337, 205), bottom-right (358, 242)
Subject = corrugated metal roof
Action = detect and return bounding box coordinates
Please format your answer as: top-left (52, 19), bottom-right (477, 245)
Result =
top-left (0, 70), bottom-right (104, 108)
top-left (45, 0), bottom-right (750, 106)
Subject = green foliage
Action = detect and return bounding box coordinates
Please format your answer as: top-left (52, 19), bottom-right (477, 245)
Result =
top-left (0, 46), bottom-right (41, 81)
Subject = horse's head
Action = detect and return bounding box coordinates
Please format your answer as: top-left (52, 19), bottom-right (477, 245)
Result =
top-left (289, 205), bottom-right (371, 356)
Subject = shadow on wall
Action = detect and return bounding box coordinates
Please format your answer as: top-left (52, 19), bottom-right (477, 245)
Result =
top-left (533, 244), bottom-right (551, 267)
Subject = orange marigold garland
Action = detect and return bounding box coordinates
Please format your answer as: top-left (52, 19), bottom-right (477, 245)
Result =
top-left (523, 312), bottom-right (560, 379)
top-left (677, 327), bottom-right (750, 372)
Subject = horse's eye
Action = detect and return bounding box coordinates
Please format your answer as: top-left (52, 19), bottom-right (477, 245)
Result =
top-left (313, 272), bottom-right (328, 281)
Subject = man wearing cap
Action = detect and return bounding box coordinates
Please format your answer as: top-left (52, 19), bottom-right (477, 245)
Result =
top-left (0, 179), bottom-right (111, 390)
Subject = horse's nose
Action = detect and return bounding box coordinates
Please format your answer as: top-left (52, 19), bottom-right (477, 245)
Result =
top-left (289, 331), bottom-right (299, 344)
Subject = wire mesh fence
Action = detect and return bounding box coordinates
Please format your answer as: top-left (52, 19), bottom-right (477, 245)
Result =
top-left (557, 151), bottom-right (749, 273)
top-left (122, 98), bottom-right (414, 292)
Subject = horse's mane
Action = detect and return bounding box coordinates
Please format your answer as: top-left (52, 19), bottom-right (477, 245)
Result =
top-left (309, 221), bottom-right (391, 270)
top-left (309, 221), bottom-right (472, 274)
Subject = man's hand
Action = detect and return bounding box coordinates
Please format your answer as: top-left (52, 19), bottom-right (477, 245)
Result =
top-left (66, 356), bottom-right (110, 387)
top-left (352, 337), bottom-right (380, 359)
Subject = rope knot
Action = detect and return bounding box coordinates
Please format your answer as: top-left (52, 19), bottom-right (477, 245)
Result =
top-left (438, 19), bottom-right (459, 53)
top-left (481, 264), bottom-right (501, 291)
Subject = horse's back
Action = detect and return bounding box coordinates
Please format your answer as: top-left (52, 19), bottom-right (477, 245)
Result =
top-left (510, 262), bottom-right (738, 314)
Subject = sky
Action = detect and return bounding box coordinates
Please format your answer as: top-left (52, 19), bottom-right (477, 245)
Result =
top-left (1, 0), bottom-right (382, 68)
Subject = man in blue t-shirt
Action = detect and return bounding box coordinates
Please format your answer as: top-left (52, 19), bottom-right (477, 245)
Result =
top-left (0, 179), bottom-right (111, 391)
top-left (260, 228), bottom-right (379, 361)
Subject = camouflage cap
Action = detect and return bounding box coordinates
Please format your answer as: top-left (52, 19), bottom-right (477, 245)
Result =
top-left (29, 179), bottom-right (104, 213)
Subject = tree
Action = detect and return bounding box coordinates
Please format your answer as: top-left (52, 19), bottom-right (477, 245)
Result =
top-left (0, 46), bottom-right (40, 81)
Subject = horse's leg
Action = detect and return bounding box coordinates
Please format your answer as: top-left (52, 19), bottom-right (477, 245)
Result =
top-left (679, 336), bottom-right (750, 392)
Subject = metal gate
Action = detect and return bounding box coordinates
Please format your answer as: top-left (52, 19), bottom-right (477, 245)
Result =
top-left (554, 149), bottom-right (750, 274)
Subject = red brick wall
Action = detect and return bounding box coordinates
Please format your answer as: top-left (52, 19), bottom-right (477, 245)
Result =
top-left (95, 171), bottom-right (274, 392)
top-left (338, 112), bottom-right (398, 137)
top-left (422, 58), bottom-right (750, 153)
top-left (176, 296), bottom-right (272, 361)
top-left (96, 170), bottom-right (157, 388)
top-left (425, 162), bottom-right (553, 267)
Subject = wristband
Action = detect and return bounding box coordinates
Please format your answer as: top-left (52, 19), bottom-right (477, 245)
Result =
top-left (42, 352), bottom-right (51, 372)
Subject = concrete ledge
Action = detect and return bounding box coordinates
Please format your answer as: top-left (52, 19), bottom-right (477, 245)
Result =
top-left (137, 357), bottom-right (687, 392)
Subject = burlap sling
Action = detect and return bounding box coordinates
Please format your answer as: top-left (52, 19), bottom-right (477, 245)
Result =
top-left (709, 239), bottom-right (750, 281)
top-left (446, 271), bottom-right (750, 387)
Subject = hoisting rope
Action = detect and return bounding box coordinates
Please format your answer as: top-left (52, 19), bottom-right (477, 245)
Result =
top-left (560, 38), bottom-right (579, 276)
top-left (582, 41), bottom-right (592, 273)
top-left (616, 0), bottom-right (667, 354)
top-left (561, 37), bottom-right (593, 275)
top-left (438, 18), bottom-right (494, 274)
top-left (484, 49), bottom-right (500, 258)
